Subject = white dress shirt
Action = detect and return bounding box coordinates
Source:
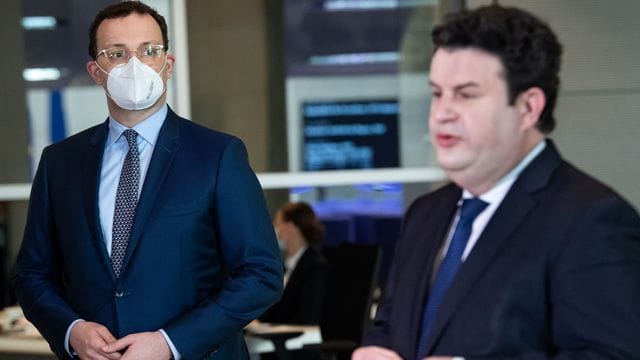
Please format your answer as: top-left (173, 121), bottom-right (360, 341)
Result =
top-left (284, 246), bottom-right (307, 285)
top-left (439, 140), bottom-right (546, 261)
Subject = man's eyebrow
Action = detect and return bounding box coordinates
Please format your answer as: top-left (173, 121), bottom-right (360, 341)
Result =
top-left (428, 80), bottom-right (480, 90)
top-left (454, 82), bottom-right (480, 90)
top-left (102, 42), bottom-right (126, 49)
top-left (101, 40), bottom-right (158, 49)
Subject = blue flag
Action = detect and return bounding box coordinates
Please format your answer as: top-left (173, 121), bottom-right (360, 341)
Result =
top-left (50, 89), bottom-right (66, 142)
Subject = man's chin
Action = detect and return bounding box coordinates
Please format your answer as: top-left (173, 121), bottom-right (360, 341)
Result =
top-left (435, 152), bottom-right (467, 171)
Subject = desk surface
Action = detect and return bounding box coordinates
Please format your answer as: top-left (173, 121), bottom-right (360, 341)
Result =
top-left (244, 323), bottom-right (322, 353)
top-left (0, 337), bottom-right (52, 355)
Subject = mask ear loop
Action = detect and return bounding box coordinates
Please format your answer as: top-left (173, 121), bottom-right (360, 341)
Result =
top-left (155, 56), bottom-right (169, 98)
top-left (157, 55), bottom-right (168, 74)
top-left (94, 59), bottom-right (111, 76)
top-left (93, 59), bottom-right (117, 101)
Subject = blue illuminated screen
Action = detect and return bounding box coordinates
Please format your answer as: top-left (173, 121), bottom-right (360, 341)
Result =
top-left (302, 100), bottom-right (399, 170)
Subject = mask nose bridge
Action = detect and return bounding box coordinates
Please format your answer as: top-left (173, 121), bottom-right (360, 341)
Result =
top-left (127, 48), bottom-right (143, 61)
top-left (96, 56), bottom-right (147, 76)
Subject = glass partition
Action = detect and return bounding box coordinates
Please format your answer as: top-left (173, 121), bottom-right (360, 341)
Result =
top-left (279, 1), bottom-right (454, 206)
top-left (275, 0), bottom-right (457, 273)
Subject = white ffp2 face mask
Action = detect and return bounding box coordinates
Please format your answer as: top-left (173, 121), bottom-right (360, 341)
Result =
top-left (101, 57), bottom-right (166, 111)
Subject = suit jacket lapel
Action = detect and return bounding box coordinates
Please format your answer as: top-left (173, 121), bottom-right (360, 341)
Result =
top-left (406, 186), bottom-right (461, 354)
top-left (423, 141), bottom-right (563, 354)
top-left (82, 121), bottom-right (114, 278)
top-left (119, 109), bottom-right (181, 275)
top-left (423, 186), bottom-right (537, 353)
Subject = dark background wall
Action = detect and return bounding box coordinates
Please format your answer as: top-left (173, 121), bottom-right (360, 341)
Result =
top-left (0, 0), bottom-right (30, 307)
top-left (1, 0), bottom-right (30, 183)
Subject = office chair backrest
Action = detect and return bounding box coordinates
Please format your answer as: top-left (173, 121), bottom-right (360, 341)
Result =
top-left (320, 243), bottom-right (381, 343)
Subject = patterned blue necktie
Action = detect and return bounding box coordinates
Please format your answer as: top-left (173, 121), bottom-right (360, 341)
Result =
top-left (110, 129), bottom-right (140, 278)
top-left (416, 197), bottom-right (488, 359)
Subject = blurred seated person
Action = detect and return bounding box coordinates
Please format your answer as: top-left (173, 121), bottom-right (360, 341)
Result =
top-left (259, 202), bottom-right (331, 325)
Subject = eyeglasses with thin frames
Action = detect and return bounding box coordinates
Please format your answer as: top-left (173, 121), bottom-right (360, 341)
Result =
top-left (96, 44), bottom-right (166, 67)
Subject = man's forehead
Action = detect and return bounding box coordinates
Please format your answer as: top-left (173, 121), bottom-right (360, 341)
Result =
top-left (96, 13), bottom-right (162, 47)
top-left (429, 47), bottom-right (506, 87)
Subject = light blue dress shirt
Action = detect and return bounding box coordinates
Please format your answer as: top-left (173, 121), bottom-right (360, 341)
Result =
top-left (65, 105), bottom-right (182, 359)
top-left (99, 105), bottom-right (167, 255)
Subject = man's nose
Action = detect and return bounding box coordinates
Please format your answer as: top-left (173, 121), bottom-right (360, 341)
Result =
top-left (430, 96), bottom-right (457, 123)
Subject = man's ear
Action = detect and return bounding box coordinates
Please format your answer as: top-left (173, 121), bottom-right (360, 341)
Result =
top-left (516, 87), bottom-right (546, 131)
top-left (86, 60), bottom-right (104, 85)
top-left (164, 54), bottom-right (176, 79)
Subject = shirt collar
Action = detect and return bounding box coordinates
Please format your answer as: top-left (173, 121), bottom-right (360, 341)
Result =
top-left (285, 245), bottom-right (308, 272)
top-left (106, 104), bottom-right (168, 147)
top-left (462, 139), bottom-right (547, 204)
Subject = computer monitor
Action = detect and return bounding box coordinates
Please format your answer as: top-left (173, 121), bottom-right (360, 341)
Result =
top-left (302, 99), bottom-right (399, 171)
top-left (286, 74), bottom-right (402, 171)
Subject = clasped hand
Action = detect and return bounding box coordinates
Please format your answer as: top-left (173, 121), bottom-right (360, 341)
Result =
top-left (69, 321), bottom-right (172, 360)
top-left (351, 346), bottom-right (453, 360)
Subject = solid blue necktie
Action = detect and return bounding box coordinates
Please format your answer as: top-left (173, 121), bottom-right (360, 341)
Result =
top-left (110, 129), bottom-right (140, 278)
top-left (416, 197), bottom-right (488, 359)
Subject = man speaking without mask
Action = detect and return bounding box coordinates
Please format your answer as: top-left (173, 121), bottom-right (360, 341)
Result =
top-left (352, 4), bottom-right (640, 360)
top-left (12, 2), bottom-right (283, 359)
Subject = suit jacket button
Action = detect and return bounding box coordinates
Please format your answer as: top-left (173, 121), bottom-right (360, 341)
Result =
top-left (115, 291), bottom-right (124, 298)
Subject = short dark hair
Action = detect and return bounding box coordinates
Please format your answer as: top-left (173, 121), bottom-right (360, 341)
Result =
top-left (431, 5), bottom-right (562, 133)
top-left (88, 1), bottom-right (169, 60)
top-left (279, 202), bottom-right (325, 245)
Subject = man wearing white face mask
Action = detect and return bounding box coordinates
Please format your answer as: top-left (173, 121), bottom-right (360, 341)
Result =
top-left (97, 55), bottom-right (167, 111)
top-left (12, 2), bottom-right (283, 360)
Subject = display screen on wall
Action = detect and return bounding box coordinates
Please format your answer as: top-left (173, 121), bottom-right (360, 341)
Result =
top-left (302, 100), bottom-right (399, 170)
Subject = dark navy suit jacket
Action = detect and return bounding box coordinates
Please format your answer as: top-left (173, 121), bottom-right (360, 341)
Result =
top-left (13, 108), bottom-right (283, 359)
top-left (363, 141), bottom-right (640, 359)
